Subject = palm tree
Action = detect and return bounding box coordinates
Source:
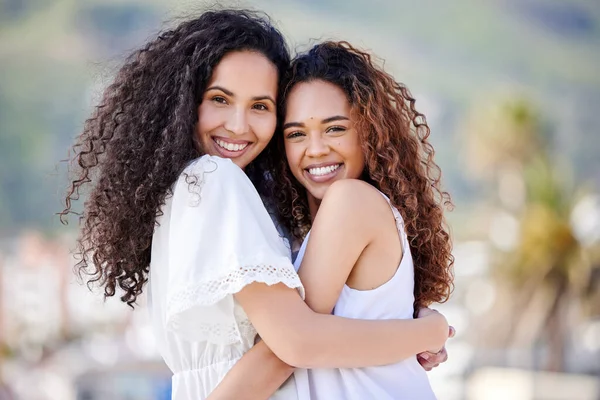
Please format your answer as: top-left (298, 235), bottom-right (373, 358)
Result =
top-left (506, 154), bottom-right (591, 371)
top-left (463, 98), bottom-right (599, 371)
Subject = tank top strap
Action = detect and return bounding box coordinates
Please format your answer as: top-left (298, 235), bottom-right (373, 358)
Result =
top-left (377, 191), bottom-right (409, 250)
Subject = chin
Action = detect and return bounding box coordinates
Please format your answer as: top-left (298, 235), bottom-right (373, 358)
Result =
top-left (309, 188), bottom-right (327, 201)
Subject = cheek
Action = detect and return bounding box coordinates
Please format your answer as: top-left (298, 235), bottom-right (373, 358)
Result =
top-left (197, 103), bottom-right (221, 138)
top-left (284, 143), bottom-right (303, 172)
top-left (353, 153), bottom-right (366, 177)
top-left (341, 143), bottom-right (365, 178)
top-left (251, 115), bottom-right (277, 143)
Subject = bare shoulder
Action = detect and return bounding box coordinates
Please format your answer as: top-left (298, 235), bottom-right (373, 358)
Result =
top-left (318, 179), bottom-right (392, 231)
top-left (321, 179), bottom-right (389, 213)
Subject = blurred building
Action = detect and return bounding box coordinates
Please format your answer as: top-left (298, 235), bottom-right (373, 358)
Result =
top-left (0, 231), bottom-right (170, 400)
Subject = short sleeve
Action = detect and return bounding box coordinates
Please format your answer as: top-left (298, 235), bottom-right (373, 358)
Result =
top-left (165, 156), bottom-right (304, 344)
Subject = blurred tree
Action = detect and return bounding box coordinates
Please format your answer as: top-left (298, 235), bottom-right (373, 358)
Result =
top-left (0, 0), bottom-right (159, 233)
top-left (464, 98), bottom-right (600, 372)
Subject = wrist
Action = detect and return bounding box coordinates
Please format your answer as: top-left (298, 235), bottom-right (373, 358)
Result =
top-left (424, 313), bottom-right (448, 353)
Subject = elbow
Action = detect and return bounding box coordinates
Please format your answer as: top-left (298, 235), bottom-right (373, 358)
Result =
top-left (268, 329), bottom-right (316, 368)
top-left (277, 345), bottom-right (314, 369)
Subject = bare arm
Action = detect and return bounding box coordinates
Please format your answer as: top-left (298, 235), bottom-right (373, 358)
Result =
top-left (237, 282), bottom-right (445, 367)
top-left (208, 339), bottom-right (293, 400)
top-left (210, 180), bottom-right (448, 398)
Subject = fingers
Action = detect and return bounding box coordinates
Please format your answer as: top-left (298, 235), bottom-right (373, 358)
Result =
top-left (436, 347), bottom-right (448, 364)
top-left (416, 354), bottom-right (435, 371)
top-left (417, 307), bottom-right (440, 319)
top-left (417, 354), bottom-right (440, 371)
top-left (417, 346), bottom-right (448, 371)
top-left (427, 347), bottom-right (447, 364)
top-left (449, 325), bottom-right (456, 338)
top-left (417, 307), bottom-right (430, 318)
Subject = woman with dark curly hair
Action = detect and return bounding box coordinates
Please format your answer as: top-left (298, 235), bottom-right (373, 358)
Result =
top-left (62, 9), bottom-right (450, 400)
top-left (212, 41), bottom-right (454, 399)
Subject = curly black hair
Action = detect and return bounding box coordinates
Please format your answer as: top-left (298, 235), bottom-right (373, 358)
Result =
top-left (60, 9), bottom-right (291, 307)
top-left (269, 41), bottom-right (454, 309)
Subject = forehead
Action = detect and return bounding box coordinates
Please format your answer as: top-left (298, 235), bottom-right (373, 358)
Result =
top-left (208, 51), bottom-right (278, 95)
top-left (285, 80), bottom-right (351, 120)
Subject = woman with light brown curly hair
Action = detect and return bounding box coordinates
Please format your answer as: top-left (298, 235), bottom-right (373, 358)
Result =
top-left (212, 41), bottom-right (455, 399)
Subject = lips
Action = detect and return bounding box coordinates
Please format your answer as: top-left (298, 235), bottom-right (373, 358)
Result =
top-left (211, 136), bottom-right (252, 158)
top-left (306, 163), bottom-right (341, 176)
top-left (304, 162), bottom-right (344, 183)
top-left (214, 138), bottom-right (249, 152)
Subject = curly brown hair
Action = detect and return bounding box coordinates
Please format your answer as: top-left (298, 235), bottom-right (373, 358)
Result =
top-left (269, 41), bottom-right (454, 309)
top-left (60, 9), bottom-right (290, 307)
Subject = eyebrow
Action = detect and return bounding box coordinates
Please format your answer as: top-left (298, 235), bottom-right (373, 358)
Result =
top-left (282, 115), bottom-right (349, 130)
top-left (205, 86), bottom-right (234, 96)
top-left (252, 95), bottom-right (276, 104)
top-left (205, 86), bottom-right (276, 105)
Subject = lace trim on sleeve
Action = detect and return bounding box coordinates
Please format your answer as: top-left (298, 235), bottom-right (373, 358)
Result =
top-left (166, 262), bottom-right (304, 345)
top-left (167, 318), bottom-right (256, 346)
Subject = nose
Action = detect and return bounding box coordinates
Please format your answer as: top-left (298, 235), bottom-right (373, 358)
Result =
top-left (224, 107), bottom-right (249, 136)
top-left (306, 134), bottom-right (329, 158)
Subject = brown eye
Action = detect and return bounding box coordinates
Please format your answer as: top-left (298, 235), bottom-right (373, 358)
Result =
top-left (286, 131), bottom-right (304, 139)
top-left (212, 96), bottom-right (227, 104)
top-left (253, 103), bottom-right (268, 111)
top-left (326, 126), bottom-right (346, 134)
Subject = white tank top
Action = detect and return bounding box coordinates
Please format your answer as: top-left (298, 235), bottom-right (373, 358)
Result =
top-left (292, 192), bottom-right (436, 400)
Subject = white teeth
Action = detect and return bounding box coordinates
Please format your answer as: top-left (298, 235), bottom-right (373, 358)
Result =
top-left (308, 164), bottom-right (340, 176)
top-left (215, 139), bottom-right (248, 152)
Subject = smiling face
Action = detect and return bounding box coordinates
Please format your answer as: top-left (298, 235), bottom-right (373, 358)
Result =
top-left (196, 50), bottom-right (279, 169)
top-left (283, 80), bottom-right (365, 212)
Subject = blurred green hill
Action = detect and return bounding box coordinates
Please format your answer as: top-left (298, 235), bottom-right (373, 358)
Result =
top-left (1, 0), bottom-right (598, 233)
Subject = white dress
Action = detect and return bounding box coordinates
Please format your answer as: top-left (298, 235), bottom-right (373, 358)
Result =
top-left (293, 192), bottom-right (437, 400)
top-left (148, 155), bottom-right (304, 399)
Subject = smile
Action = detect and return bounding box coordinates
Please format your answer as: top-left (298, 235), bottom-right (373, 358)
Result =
top-left (304, 163), bottom-right (343, 182)
top-left (214, 138), bottom-right (249, 152)
top-left (307, 164), bottom-right (341, 176)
